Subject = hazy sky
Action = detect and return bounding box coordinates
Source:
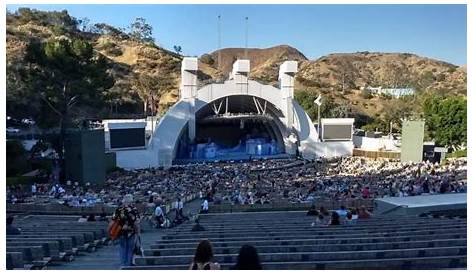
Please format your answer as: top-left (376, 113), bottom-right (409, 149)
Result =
top-left (6, 4), bottom-right (467, 65)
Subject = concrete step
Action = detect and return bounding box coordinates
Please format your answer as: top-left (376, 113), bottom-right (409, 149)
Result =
top-left (163, 224), bottom-right (467, 239)
top-left (124, 255), bottom-right (467, 270)
top-left (151, 234), bottom-right (466, 250)
top-left (145, 238), bottom-right (466, 256)
top-left (157, 228), bottom-right (466, 244)
top-left (135, 246), bottom-right (467, 265)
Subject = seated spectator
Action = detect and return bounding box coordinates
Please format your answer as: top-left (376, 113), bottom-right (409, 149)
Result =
top-left (351, 209), bottom-right (359, 220)
top-left (189, 240), bottom-right (220, 270)
top-left (31, 183), bottom-right (37, 196)
top-left (358, 205), bottom-right (372, 219)
top-left (87, 213), bottom-right (96, 222)
top-left (306, 204), bottom-right (318, 216)
top-left (78, 214), bottom-right (88, 222)
top-left (191, 218), bottom-right (205, 232)
top-left (336, 206), bottom-right (348, 218)
top-left (311, 213), bottom-right (326, 227)
top-left (154, 203), bottom-right (165, 228)
top-left (99, 212), bottom-right (108, 222)
top-left (345, 212), bottom-right (355, 225)
top-left (232, 245), bottom-right (262, 270)
top-left (362, 186), bottom-right (370, 199)
top-left (329, 211), bottom-right (340, 225)
top-left (319, 206), bottom-right (330, 218)
top-left (6, 216), bottom-right (21, 235)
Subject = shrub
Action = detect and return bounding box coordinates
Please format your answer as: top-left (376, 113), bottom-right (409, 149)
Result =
top-left (200, 54), bottom-right (215, 65)
top-left (361, 90), bottom-right (373, 99)
top-left (6, 140), bottom-right (29, 177)
top-left (6, 176), bottom-right (33, 187)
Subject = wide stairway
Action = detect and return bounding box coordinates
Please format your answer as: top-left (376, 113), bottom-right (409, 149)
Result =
top-left (6, 215), bottom-right (109, 270)
top-left (125, 211), bottom-right (467, 270)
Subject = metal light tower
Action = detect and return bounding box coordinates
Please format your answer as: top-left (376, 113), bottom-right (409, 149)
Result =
top-left (244, 16), bottom-right (249, 59)
top-left (217, 15), bottom-right (222, 71)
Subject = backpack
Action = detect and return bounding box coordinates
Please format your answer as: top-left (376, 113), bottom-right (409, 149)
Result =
top-left (108, 219), bottom-right (122, 240)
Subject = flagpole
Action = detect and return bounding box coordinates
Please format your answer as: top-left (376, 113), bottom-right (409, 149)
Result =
top-left (314, 94), bottom-right (322, 141)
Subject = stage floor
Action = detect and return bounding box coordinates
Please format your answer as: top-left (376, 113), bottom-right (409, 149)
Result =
top-left (376, 193), bottom-right (467, 208)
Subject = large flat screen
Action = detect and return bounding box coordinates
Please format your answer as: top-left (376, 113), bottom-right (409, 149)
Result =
top-left (323, 124), bottom-right (352, 140)
top-left (110, 128), bottom-right (145, 149)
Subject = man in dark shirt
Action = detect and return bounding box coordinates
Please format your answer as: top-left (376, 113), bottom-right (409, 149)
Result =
top-left (6, 216), bottom-right (21, 235)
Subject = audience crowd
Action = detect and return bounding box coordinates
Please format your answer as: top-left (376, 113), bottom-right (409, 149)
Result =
top-left (6, 157), bottom-right (467, 213)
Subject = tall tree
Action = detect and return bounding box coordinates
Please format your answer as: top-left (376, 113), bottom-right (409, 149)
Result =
top-left (24, 38), bottom-right (114, 182)
top-left (173, 45), bottom-right (182, 55)
top-left (129, 17), bottom-right (154, 43)
top-left (423, 95), bottom-right (467, 149)
top-left (132, 73), bottom-right (169, 116)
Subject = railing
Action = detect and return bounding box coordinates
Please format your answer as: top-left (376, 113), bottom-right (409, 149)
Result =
top-left (353, 149), bottom-right (401, 159)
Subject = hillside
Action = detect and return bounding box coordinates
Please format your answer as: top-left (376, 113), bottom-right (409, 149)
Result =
top-left (6, 8), bottom-right (467, 131)
top-left (297, 52), bottom-right (466, 94)
top-left (205, 45), bottom-right (308, 83)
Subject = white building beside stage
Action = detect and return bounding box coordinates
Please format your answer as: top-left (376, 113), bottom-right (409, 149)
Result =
top-left (364, 86), bottom-right (415, 98)
top-left (102, 58), bottom-right (355, 169)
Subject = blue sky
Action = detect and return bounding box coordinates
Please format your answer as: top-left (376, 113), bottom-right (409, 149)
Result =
top-left (6, 4), bottom-right (467, 65)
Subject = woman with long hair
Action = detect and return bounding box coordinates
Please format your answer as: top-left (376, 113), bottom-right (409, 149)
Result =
top-left (233, 245), bottom-right (262, 270)
top-left (189, 240), bottom-right (220, 270)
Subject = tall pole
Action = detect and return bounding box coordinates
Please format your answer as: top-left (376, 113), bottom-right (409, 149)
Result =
top-left (244, 16), bottom-right (248, 59)
top-left (151, 94), bottom-right (154, 148)
top-left (217, 15), bottom-right (222, 71)
top-left (318, 105), bottom-right (321, 141)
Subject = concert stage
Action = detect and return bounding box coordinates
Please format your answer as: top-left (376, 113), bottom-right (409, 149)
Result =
top-left (374, 193), bottom-right (467, 215)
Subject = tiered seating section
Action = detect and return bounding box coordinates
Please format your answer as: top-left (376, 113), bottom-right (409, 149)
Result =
top-left (125, 211), bottom-right (467, 270)
top-left (6, 215), bottom-right (109, 270)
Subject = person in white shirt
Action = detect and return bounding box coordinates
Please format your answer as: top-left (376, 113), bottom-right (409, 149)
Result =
top-left (154, 204), bottom-right (165, 228)
top-left (174, 197), bottom-right (184, 218)
top-left (49, 184), bottom-right (57, 196)
top-left (201, 199), bottom-right (209, 214)
top-left (31, 183), bottom-right (37, 196)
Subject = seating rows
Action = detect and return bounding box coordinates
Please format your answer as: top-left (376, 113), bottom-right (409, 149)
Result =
top-left (124, 211), bottom-right (467, 270)
top-left (6, 215), bottom-right (110, 270)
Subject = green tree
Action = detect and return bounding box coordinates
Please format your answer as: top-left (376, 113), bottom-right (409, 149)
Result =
top-left (132, 73), bottom-right (169, 116)
top-left (24, 38), bottom-right (114, 181)
top-left (294, 90), bottom-right (338, 121)
top-left (129, 17), bottom-right (154, 43)
top-left (6, 140), bottom-right (29, 177)
top-left (423, 95), bottom-right (467, 148)
top-left (200, 54), bottom-right (215, 65)
top-left (173, 45), bottom-right (182, 55)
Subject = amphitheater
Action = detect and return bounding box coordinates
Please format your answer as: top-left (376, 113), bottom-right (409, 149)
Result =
top-left (5, 58), bottom-right (468, 270)
top-left (102, 58), bottom-right (353, 169)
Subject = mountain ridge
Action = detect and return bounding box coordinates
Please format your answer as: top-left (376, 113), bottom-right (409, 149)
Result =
top-left (6, 8), bottom-right (467, 129)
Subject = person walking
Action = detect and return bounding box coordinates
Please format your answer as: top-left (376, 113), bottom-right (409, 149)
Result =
top-left (154, 202), bottom-right (165, 228)
top-left (110, 194), bottom-right (140, 266)
top-left (201, 199), bottom-right (209, 214)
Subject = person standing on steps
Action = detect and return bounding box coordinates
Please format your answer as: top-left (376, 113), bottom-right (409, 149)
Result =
top-left (201, 198), bottom-right (209, 214)
top-left (111, 194), bottom-right (140, 266)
